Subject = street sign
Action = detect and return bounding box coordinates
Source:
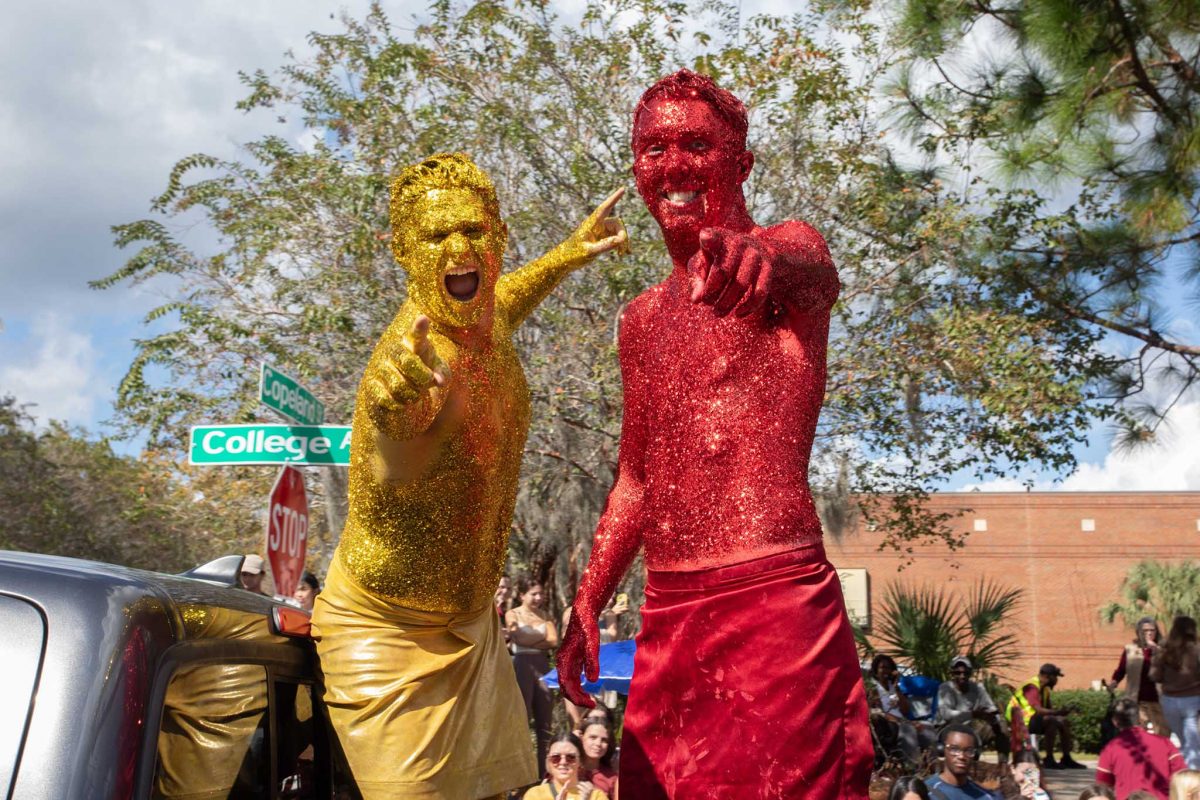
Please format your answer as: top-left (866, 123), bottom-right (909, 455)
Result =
top-left (259, 364), bottom-right (325, 425)
top-left (189, 424), bottom-right (352, 466)
top-left (266, 465), bottom-right (308, 599)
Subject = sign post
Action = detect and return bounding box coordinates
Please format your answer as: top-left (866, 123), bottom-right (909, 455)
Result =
top-left (266, 465), bottom-right (309, 600)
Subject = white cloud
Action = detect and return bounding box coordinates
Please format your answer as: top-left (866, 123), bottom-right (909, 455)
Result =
top-left (0, 313), bottom-right (104, 426)
top-left (965, 401), bottom-right (1200, 492)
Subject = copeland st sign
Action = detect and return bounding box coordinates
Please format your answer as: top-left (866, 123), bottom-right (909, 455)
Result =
top-left (260, 364), bottom-right (325, 426)
top-left (189, 424), bottom-right (352, 466)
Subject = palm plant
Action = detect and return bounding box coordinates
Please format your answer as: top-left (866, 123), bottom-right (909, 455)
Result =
top-left (1100, 561), bottom-right (1200, 628)
top-left (857, 580), bottom-right (1024, 681)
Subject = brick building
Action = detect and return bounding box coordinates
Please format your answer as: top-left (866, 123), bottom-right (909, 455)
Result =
top-left (828, 491), bottom-right (1200, 689)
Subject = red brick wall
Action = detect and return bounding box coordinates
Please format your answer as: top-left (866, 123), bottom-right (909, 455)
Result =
top-left (828, 492), bottom-right (1200, 688)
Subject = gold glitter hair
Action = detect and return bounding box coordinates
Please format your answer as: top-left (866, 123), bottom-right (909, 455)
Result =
top-left (389, 152), bottom-right (501, 261)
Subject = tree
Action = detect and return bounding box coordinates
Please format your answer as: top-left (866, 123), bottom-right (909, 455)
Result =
top-left (859, 580), bottom-right (1025, 681)
top-left (1101, 560), bottom-right (1200, 627)
top-left (97, 0), bottom-right (1122, 594)
top-left (859, 0), bottom-right (1200, 451)
top-left (0, 395), bottom-right (299, 576)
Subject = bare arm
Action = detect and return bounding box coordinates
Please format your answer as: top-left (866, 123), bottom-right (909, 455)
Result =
top-left (556, 305), bottom-right (648, 706)
top-left (496, 188), bottom-right (627, 328)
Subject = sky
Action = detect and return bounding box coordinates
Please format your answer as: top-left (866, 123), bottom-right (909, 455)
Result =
top-left (0, 0), bottom-right (1196, 492)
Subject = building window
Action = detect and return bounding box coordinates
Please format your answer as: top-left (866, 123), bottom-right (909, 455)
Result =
top-left (973, 519), bottom-right (987, 532)
top-left (1081, 518), bottom-right (1096, 532)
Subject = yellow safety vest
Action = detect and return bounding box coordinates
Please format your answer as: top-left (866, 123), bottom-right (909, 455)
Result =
top-left (1005, 675), bottom-right (1045, 723)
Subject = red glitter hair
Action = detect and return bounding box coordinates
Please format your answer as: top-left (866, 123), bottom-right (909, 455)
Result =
top-left (632, 69), bottom-right (749, 151)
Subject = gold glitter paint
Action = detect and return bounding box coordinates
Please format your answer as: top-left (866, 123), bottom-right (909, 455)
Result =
top-left (336, 153), bottom-right (626, 614)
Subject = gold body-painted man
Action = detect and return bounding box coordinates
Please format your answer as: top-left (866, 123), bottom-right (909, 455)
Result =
top-left (311, 153), bottom-right (626, 799)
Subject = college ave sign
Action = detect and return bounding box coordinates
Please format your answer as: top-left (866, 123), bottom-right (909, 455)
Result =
top-left (189, 424), bottom-right (352, 466)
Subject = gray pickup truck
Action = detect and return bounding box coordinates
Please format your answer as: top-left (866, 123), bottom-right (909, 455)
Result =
top-left (0, 551), bottom-right (352, 799)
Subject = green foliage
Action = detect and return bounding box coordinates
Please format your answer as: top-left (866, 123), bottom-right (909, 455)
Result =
top-left (1100, 560), bottom-right (1200, 626)
top-left (859, 580), bottom-right (1024, 680)
top-left (858, 0), bottom-right (1200, 451)
top-left (93, 0), bottom-right (1142, 583)
top-left (1052, 689), bottom-right (1112, 754)
top-left (0, 396), bottom-right (296, 574)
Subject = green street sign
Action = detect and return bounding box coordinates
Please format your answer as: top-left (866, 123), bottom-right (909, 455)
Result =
top-left (189, 424), bottom-right (352, 466)
top-left (259, 364), bottom-right (325, 425)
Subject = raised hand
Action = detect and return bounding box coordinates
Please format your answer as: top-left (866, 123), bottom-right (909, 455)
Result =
top-left (364, 315), bottom-right (451, 437)
top-left (566, 187), bottom-right (629, 260)
top-left (556, 610), bottom-right (600, 708)
top-left (687, 227), bottom-right (783, 318)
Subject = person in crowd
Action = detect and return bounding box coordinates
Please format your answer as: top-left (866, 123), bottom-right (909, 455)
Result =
top-left (507, 576), bottom-right (558, 767)
top-left (577, 719), bottom-right (617, 796)
top-left (293, 571), bottom-right (320, 611)
top-left (1151, 616), bottom-right (1200, 769)
top-left (1006, 663), bottom-right (1085, 769)
top-left (938, 656), bottom-right (1010, 764)
top-left (889, 776), bottom-right (932, 800)
top-left (1095, 697), bottom-right (1185, 799)
top-left (556, 68), bottom-right (872, 798)
top-left (1112, 616), bottom-right (1171, 737)
top-left (496, 575), bottom-right (512, 619)
top-left (1131, 792), bottom-right (1163, 800)
top-left (239, 554), bottom-right (268, 595)
top-left (598, 594), bottom-right (630, 644)
top-left (575, 702), bottom-right (612, 735)
top-left (871, 654), bottom-right (936, 765)
top-left (522, 733), bottom-right (608, 800)
top-left (1076, 786), bottom-right (1115, 800)
top-left (1169, 769), bottom-right (1200, 800)
top-left (924, 724), bottom-right (1001, 799)
top-left (999, 750), bottom-right (1051, 800)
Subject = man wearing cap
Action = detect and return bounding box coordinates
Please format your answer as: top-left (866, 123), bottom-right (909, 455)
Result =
top-left (239, 554), bottom-right (269, 596)
top-left (936, 656), bottom-right (1009, 763)
top-left (1005, 663), bottom-right (1085, 769)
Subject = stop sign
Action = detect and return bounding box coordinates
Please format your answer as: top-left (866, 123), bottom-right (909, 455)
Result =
top-left (265, 465), bottom-right (308, 600)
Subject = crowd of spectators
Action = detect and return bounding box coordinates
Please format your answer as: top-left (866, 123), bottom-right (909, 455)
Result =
top-left (495, 574), bottom-right (633, 799)
top-left (231, 556), bottom-right (1199, 800)
top-left (875, 613), bottom-right (1200, 800)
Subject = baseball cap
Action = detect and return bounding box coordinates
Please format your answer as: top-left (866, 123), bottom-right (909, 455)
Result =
top-left (242, 554), bottom-right (265, 574)
top-left (950, 655), bottom-right (973, 671)
top-left (1039, 662), bottom-right (1064, 677)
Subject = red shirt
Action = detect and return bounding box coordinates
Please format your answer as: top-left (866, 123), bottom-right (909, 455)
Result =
top-left (1096, 727), bottom-right (1184, 799)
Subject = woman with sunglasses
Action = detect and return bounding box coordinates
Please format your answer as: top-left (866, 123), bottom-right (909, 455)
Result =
top-left (523, 733), bottom-right (608, 800)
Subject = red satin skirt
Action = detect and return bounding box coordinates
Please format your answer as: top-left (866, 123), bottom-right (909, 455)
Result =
top-left (619, 543), bottom-right (872, 799)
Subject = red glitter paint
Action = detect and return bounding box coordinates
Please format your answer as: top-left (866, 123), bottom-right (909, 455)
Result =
top-left (557, 70), bottom-right (872, 799)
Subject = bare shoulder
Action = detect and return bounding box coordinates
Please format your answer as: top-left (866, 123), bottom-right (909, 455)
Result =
top-left (762, 220), bottom-right (831, 257)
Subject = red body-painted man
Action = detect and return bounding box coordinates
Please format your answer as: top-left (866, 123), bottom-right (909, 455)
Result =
top-left (557, 70), bottom-right (873, 799)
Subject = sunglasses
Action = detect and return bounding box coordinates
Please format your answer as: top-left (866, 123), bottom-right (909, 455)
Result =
top-left (548, 753), bottom-right (578, 765)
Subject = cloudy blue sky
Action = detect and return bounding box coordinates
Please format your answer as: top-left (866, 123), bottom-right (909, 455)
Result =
top-left (1, 0), bottom-right (1196, 491)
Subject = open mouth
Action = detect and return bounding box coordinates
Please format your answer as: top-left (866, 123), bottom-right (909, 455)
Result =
top-left (662, 189), bottom-right (701, 208)
top-left (444, 265), bottom-right (480, 302)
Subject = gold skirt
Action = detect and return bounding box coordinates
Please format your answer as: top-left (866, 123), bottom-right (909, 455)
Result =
top-left (312, 556), bottom-right (536, 799)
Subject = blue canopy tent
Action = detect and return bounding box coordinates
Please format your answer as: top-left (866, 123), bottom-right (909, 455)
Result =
top-left (541, 640), bottom-right (636, 695)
